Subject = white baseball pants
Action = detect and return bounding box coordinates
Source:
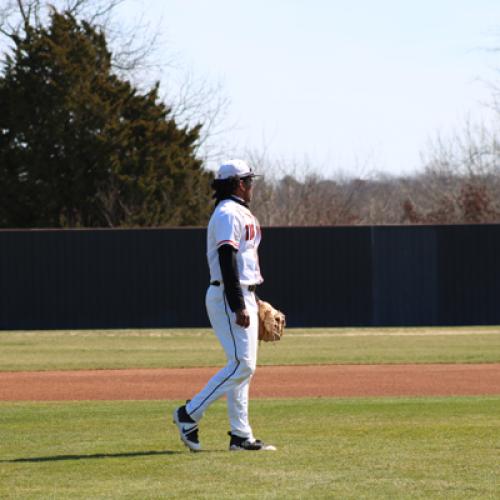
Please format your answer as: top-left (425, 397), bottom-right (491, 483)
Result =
top-left (185, 284), bottom-right (258, 440)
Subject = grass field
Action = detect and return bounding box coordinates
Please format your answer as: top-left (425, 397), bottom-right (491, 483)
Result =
top-left (1, 398), bottom-right (500, 499)
top-left (1, 326), bottom-right (500, 371)
top-left (1, 327), bottom-right (500, 498)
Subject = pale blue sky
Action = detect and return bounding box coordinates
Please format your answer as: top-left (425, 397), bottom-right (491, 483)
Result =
top-left (120, 1), bottom-right (500, 178)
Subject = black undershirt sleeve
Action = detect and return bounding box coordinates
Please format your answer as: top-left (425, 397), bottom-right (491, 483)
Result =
top-left (218, 244), bottom-right (245, 312)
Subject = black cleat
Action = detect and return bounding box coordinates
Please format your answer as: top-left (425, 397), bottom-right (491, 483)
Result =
top-left (228, 432), bottom-right (276, 451)
top-left (173, 404), bottom-right (201, 452)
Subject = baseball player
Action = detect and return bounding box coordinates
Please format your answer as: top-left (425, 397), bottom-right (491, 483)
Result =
top-left (173, 159), bottom-right (276, 452)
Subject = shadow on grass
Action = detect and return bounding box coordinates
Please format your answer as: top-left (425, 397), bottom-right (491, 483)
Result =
top-left (1, 449), bottom-right (183, 463)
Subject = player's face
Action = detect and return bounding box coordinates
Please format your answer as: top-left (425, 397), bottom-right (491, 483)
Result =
top-left (240, 176), bottom-right (254, 203)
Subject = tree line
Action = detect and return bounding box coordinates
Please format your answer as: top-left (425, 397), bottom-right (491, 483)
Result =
top-left (251, 143), bottom-right (500, 226)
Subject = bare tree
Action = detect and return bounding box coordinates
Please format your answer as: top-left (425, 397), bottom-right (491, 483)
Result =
top-left (163, 70), bottom-right (231, 165)
top-left (247, 122), bottom-right (500, 227)
top-left (247, 155), bottom-right (364, 226)
top-left (399, 119), bottom-right (500, 224)
top-left (1, 0), bottom-right (122, 38)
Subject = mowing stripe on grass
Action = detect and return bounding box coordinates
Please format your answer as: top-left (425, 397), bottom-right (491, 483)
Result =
top-left (1, 327), bottom-right (499, 371)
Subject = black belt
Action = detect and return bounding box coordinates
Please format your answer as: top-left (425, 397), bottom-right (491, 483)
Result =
top-left (211, 281), bottom-right (257, 292)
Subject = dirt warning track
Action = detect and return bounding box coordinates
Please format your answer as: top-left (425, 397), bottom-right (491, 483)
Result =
top-left (1, 363), bottom-right (500, 401)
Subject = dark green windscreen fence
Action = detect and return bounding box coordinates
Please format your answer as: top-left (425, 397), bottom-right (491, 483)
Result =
top-left (1, 224), bottom-right (499, 329)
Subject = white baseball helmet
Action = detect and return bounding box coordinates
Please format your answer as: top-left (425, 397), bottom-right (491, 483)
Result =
top-left (216, 159), bottom-right (258, 180)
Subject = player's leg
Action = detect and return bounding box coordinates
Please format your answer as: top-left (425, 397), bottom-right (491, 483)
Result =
top-left (185, 286), bottom-right (256, 421)
top-left (225, 288), bottom-right (258, 438)
top-left (173, 285), bottom-right (231, 451)
top-left (226, 377), bottom-right (252, 438)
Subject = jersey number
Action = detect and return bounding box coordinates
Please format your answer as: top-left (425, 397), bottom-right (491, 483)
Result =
top-left (245, 224), bottom-right (256, 241)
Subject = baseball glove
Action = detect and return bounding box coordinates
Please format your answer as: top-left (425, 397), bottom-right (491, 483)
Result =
top-left (258, 300), bottom-right (286, 342)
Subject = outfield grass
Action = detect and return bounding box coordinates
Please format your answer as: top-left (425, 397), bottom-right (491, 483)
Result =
top-left (1, 397), bottom-right (499, 499)
top-left (1, 326), bottom-right (500, 371)
top-left (1, 327), bottom-right (499, 498)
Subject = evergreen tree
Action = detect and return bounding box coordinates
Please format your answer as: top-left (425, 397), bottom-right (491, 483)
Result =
top-left (0, 10), bottom-right (213, 227)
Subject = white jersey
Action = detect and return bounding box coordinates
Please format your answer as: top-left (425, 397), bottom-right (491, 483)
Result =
top-left (207, 197), bottom-right (263, 285)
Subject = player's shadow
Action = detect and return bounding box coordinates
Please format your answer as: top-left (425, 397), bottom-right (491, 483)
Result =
top-left (1, 450), bottom-right (181, 463)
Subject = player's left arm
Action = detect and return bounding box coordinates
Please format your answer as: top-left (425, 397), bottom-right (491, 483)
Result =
top-left (218, 245), bottom-right (249, 327)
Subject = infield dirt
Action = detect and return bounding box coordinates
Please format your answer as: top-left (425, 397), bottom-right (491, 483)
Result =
top-left (1, 363), bottom-right (499, 401)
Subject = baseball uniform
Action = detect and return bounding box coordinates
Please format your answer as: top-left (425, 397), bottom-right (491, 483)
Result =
top-left (186, 195), bottom-right (262, 438)
top-left (173, 159), bottom-right (275, 452)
